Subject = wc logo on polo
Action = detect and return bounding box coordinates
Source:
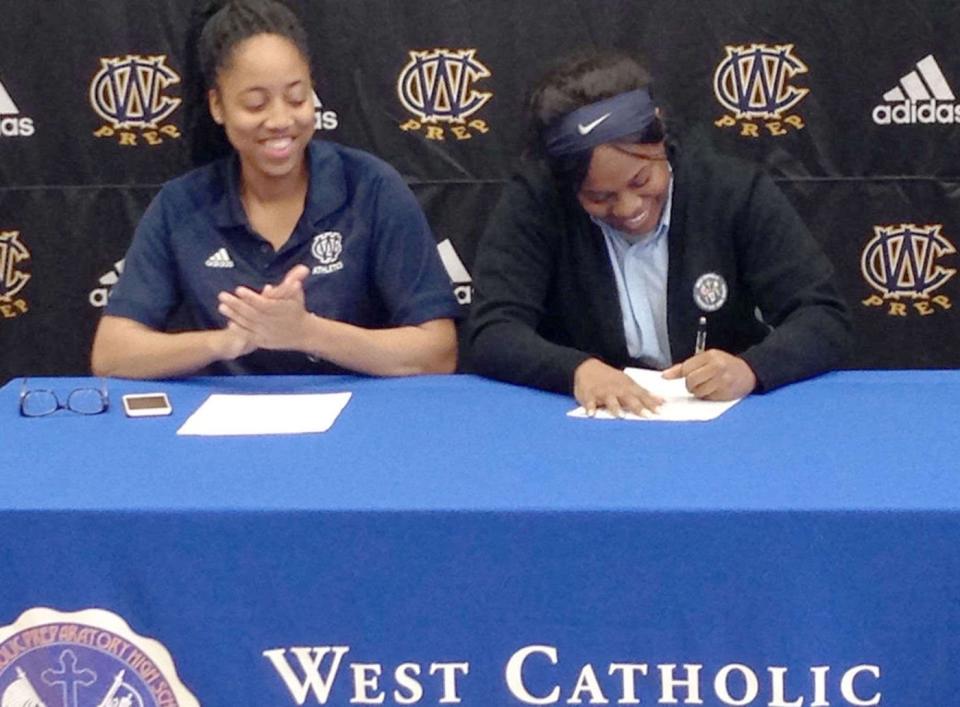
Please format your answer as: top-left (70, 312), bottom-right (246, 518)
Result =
top-left (861, 224), bottom-right (957, 317)
top-left (312, 231), bottom-right (343, 274)
top-left (0, 75), bottom-right (35, 138)
top-left (313, 92), bottom-right (339, 131)
top-left (0, 230), bottom-right (31, 320)
top-left (713, 44), bottom-right (809, 138)
top-left (873, 55), bottom-right (960, 125)
top-left (0, 607), bottom-right (199, 707)
top-left (438, 238), bottom-right (472, 305)
top-left (398, 49), bottom-right (492, 141)
top-left (90, 55), bottom-right (182, 146)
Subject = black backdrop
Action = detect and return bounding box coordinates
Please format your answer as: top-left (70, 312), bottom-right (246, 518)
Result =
top-left (2, 0), bottom-right (958, 384)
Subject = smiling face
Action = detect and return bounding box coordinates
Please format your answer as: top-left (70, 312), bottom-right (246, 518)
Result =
top-left (207, 33), bottom-right (315, 183)
top-left (576, 141), bottom-right (670, 237)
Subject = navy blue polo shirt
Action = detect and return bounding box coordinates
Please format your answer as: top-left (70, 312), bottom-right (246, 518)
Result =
top-left (106, 140), bottom-right (460, 374)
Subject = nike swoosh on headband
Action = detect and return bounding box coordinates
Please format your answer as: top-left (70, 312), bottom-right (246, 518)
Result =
top-left (544, 89), bottom-right (656, 157)
top-left (577, 113), bottom-right (612, 135)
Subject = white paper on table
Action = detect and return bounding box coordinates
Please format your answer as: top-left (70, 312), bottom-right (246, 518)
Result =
top-left (177, 392), bottom-right (352, 436)
top-left (567, 367), bottom-right (741, 422)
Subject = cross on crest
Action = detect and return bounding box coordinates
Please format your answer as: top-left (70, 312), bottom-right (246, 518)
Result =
top-left (41, 649), bottom-right (96, 707)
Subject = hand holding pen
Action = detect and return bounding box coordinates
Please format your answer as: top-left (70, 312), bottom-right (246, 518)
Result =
top-left (662, 315), bottom-right (757, 400)
top-left (695, 315), bottom-right (707, 355)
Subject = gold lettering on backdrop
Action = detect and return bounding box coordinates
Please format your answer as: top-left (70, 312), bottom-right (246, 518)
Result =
top-left (766, 121), bottom-right (787, 136)
top-left (914, 300), bottom-right (934, 315)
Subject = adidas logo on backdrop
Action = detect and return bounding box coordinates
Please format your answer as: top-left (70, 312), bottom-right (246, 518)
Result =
top-left (437, 238), bottom-right (472, 305)
top-left (313, 91), bottom-right (339, 131)
top-left (873, 55), bottom-right (960, 125)
top-left (89, 259), bottom-right (125, 307)
top-left (0, 77), bottom-right (35, 137)
top-left (205, 248), bottom-right (235, 268)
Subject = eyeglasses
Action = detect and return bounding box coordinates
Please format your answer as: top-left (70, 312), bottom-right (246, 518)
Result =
top-left (19, 378), bottom-right (110, 417)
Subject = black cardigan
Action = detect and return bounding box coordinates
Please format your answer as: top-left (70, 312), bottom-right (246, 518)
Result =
top-left (467, 139), bottom-right (852, 394)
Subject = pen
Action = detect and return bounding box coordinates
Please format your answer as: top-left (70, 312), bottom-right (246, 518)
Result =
top-left (695, 316), bottom-right (707, 354)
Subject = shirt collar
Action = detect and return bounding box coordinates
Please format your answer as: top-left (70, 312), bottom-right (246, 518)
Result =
top-left (211, 155), bottom-right (247, 229)
top-left (301, 140), bottom-right (348, 225)
top-left (212, 140), bottom-right (349, 230)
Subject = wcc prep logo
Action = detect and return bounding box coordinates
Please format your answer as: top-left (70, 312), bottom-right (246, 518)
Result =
top-left (713, 44), bottom-right (809, 137)
top-left (311, 231), bottom-right (343, 275)
top-left (873, 55), bottom-right (960, 125)
top-left (397, 49), bottom-right (492, 141)
top-left (861, 224), bottom-right (957, 317)
top-left (90, 55), bottom-right (182, 146)
top-left (0, 607), bottom-right (199, 707)
top-left (0, 230), bottom-right (31, 320)
top-left (0, 74), bottom-right (35, 138)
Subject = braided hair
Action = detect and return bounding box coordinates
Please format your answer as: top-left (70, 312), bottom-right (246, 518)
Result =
top-left (182, 0), bottom-right (311, 165)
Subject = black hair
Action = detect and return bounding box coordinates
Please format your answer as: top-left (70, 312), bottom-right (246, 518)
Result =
top-left (526, 51), bottom-right (666, 192)
top-left (182, 0), bottom-right (311, 165)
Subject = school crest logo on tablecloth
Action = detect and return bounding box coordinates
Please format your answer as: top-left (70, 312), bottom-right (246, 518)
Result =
top-left (0, 607), bottom-right (199, 707)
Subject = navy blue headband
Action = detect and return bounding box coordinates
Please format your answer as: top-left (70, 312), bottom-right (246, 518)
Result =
top-left (543, 88), bottom-right (657, 157)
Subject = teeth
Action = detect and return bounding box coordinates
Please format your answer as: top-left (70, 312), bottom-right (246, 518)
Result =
top-left (265, 137), bottom-right (292, 150)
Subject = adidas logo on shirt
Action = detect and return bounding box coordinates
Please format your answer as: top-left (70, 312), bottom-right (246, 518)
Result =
top-left (205, 248), bottom-right (235, 268)
top-left (873, 55), bottom-right (960, 125)
top-left (0, 76), bottom-right (35, 138)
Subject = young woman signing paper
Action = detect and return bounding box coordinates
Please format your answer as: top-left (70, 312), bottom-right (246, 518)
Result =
top-left (468, 52), bottom-right (852, 415)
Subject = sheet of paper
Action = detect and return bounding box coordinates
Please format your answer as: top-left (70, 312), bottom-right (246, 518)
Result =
top-left (177, 392), bottom-right (352, 436)
top-left (567, 367), bottom-right (741, 422)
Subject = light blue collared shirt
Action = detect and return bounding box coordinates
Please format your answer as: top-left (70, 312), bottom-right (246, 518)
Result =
top-left (592, 175), bottom-right (674, 369)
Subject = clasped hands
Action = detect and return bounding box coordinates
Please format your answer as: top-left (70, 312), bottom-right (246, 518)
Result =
top-left (214, 264), bottom-right (313, 360)
top-left (573, 350), bottom-right (757, 417)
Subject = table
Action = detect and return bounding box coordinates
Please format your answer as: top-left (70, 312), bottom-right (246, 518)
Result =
top-left (1, 371), bottom-right (958, 706)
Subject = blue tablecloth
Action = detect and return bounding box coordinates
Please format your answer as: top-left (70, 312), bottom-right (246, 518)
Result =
top-left (1, 371), bottom-right (958, 705)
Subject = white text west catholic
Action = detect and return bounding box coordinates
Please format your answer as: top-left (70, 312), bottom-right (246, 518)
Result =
top-left (263, 643), bottom-right (881, 705)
